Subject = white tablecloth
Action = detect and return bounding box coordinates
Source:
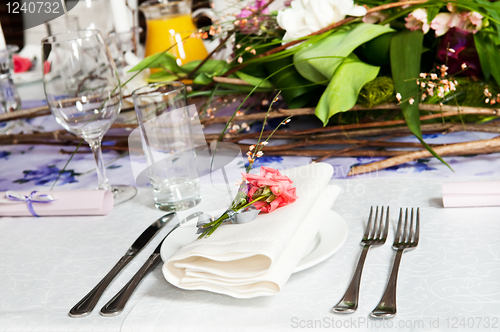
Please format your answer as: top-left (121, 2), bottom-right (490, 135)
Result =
top-left (1, 177), bottom-right (500, 331)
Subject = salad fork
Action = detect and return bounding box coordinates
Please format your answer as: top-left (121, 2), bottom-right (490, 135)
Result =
top-left (332, 206), bottom-right (389, 314)
top-left (370, 208), bottom-right (420, 319)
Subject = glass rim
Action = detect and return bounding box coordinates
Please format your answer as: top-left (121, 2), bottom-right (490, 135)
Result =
top-left (0, 45), bottom-right (19, 55)
top-left (41, 29), bottom-right (102, 45)
top-left (140, 0), bottom-right (166, 7)
top-left (108, 27), bottom-right (143, 37)
top-left (140, 0), bottom-right (186, 8)
top-left (131, 81), bottom-right (186, 98)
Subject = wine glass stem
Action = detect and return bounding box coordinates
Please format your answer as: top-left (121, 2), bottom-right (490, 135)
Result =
top-left (88, 139), bottom-right (112, 191)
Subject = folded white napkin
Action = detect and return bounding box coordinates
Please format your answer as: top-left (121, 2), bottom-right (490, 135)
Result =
top-left (443, 181), bottom-right (500, 207)
top-left (163, 163), bottom-right (340, 298)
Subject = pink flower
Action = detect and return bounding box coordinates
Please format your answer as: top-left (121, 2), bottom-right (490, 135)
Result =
top-left (362, 11), bottom-right (388, 24)
top-left (445, 7), bottom-right (483, 33)
top-left (430, 13), bottom-right (453, 36)
top-left (43, 61), bottom-right (51, 74)
top-left (468, 12), bottom-right (483, 31)
top-left (12, 55), bottom-right (32, 73)
top-left (236, 0), bottom-right (269, 18)
top-left (448, 12), bottom-right (464, 29)
top-left (408, 6), bottom-right (484, 36)
top-left (405, 8), bottom-right (430, 34)
top-left (242, 166), bottom-right (298, 213)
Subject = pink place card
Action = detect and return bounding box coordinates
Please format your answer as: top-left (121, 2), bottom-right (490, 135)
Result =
top-left (442, 181), bottom-right (500, 208)
top-left (0, 190), bottom-right (114, 216)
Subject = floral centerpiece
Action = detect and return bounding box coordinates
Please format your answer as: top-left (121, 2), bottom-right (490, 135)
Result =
top-left (129, 0), bottom-right (500, 174)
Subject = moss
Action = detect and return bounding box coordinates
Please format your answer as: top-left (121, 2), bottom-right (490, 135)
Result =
top-left (327, 76), bottom-right (500, 126)
top-left (442, 77), bottom-right (499, 108)
top-left (357, 76), bottom-right (396, 107)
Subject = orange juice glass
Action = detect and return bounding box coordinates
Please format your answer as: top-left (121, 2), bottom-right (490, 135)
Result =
top-left (140, 0), bottom-right (208, 68)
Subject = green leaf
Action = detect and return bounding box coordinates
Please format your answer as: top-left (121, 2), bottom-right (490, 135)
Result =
top-left (128, 52), bottom-right (180, 73)
top-left (315, 55), bottom-right (379, 125)
top-left (358, 32), bottom-right (395, 67)
top-left (193, 73), bottom-right (213, 85)
top-left (474, 31), bottom-right (500, 86)
top-left (235, 71), bottom-right (274, 88)
top-left (475, 0), bottom-right (500, 39)
top-left (264, 56), bottom-right (322, 109)
top-left (179, 59), bottom-right (229, 76)
top-left (390, 30), bottom-right (451, 169)
top-left (426, 5), bottom-right (440, 23)
top-left (294, 23), bottom-right (394, 83)
top-left (391, 30), bottom-right (423, 137)
top-left (147, 71), bottom-right (182, 83)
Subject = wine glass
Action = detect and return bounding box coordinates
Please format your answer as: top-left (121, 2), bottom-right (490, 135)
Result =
top-left (41, 30), bottom-right (137, 205)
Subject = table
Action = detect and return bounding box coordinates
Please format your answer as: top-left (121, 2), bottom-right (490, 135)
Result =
top-left (1, 88), bottom-right (500, 331)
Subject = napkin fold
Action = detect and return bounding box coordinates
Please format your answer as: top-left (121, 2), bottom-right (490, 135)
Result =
top-left (0, 190), bottom-right (114, 216)
top-left (443, 181), bottom-right (500, 207)
top-left (163, 163), bottom-right (340, 298)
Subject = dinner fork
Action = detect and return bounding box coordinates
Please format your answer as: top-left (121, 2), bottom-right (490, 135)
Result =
top-left (332, 206), bottom-right (389, 314)
top-left (370, 208), bottom-right (420, 319)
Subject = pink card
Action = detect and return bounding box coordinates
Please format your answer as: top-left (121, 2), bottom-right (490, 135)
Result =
top-left (442, 181), bottom-right (500, 208)
top-left (0, 190), bottom-right (114, 216)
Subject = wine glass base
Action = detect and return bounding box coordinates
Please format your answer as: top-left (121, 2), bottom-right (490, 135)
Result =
top-left (154, 196), bottom-right (201, 212)
top-left (112, 185), bottom-right (138, 206)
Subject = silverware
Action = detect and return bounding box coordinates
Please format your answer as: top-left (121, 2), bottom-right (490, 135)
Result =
top-left (100, 211), bottom-right (203, 317)
top-left (332, 206), bottom-right (389, 314)
top-left (370, 208), bottom-right (420, 319)
top-left (68, 212), bottom-right (177, 318)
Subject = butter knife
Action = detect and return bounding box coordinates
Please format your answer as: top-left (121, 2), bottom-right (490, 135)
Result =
top-left (68, 212), bottom-right (177, 318)
top-left (100, 211), bottom-right (203, 317)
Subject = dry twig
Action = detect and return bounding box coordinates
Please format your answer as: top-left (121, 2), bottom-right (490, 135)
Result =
top-left (348, 137), bottom-right (500, 176)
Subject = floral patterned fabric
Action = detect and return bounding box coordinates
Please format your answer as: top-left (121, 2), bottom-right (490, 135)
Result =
top-left (1, 100), bottom-right (499, 193)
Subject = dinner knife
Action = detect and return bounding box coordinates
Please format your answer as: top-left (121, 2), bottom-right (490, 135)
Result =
top-left (100, 211), bottom-right (203, 317)
top-left (68, 212), bottom-right (177, 318)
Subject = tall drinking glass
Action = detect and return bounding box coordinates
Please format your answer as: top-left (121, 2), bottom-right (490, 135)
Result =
top-left (41, 30), bottom-right (136, 204)
top-left (132, 82), bottom-right (201, 211)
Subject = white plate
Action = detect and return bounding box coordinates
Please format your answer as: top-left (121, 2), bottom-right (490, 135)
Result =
top-left (294, 210), bottom-right (348, 272)
top-left (160, 209), bottom-right (348, 273)
top-left (13, 70), bottom-right (42, 85)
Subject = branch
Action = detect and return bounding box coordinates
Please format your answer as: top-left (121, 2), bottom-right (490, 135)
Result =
top-left (0, 105), bottom-right (51, 122)
top-left (212, 77), bottom-right (251, 85)
top-left (348, 136), bottom-right (500, 176)
top-left (199, 103), bottom-right (500, 126)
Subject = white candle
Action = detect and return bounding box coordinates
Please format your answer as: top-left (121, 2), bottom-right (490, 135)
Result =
top-left (127, 0), bottom-right (138, 27)
top-left (109, 0), bottom-right (132, 33)
top-left (0, 22), bottom-right (7, 51)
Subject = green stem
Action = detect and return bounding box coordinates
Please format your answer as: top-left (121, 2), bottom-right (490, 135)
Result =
top-left (234, 194), bottom-right (268, 211)
top-left (50, 139), bottom-right (84, 190)
top-left (202, 194), bottom-right (269, 228)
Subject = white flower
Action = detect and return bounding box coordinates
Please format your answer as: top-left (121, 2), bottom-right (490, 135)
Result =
top-left (277, 0), bottom-right (367, 41)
